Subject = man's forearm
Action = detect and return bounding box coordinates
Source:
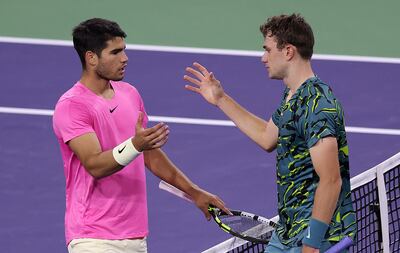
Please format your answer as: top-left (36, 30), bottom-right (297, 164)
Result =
top-left (217, 94), bottom-right (277, 151)
top-left (311, 177), bottom-right (342, 224)
top-left (144, 149), bottom-right (198, 194)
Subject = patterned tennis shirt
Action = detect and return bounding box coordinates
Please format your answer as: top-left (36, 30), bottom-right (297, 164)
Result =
top-left (271, 76), bottom-right (357, 247)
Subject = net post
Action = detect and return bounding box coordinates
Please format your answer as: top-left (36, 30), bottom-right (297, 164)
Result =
top-left (376, 166), bottom-right (391, 252)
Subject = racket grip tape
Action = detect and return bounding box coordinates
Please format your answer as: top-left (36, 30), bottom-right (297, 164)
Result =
top-left (325, 237), bottom-right (353, 253)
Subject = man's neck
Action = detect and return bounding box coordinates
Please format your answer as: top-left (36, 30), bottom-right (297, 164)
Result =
top-left (80, 71), bottom-right (113, 98)
top-left (283, 60), bottom-right (315, 94)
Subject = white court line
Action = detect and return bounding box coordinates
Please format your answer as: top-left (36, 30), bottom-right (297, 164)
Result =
top-left (1, 36), bottom-right (400, 64)
top-left (1, 37), bottom-right (399, 135)
top-left (1, 106), bottom-right (400, 136)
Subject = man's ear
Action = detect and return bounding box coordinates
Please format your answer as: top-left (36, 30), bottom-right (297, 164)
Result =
top-left (85, 51), bottom-right (98, 67)
top-left (285, 44), bottom-right (296, 61)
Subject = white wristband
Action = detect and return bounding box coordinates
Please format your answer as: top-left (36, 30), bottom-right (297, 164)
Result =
top-left (112, 138), bottom-right (141, 166)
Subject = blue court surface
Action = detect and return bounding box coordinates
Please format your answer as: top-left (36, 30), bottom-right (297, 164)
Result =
top-left (0, 40), bottom-right (399, 252)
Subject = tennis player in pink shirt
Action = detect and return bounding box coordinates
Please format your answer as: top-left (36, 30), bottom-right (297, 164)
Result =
top-left (53, 18), bottom-right (230, 253)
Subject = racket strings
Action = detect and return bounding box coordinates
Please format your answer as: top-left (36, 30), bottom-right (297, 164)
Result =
top-left (219, 214), bottom-right (271, 239)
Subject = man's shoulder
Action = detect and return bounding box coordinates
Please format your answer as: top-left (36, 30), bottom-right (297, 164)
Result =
top-left (305, 77), bottom-right (329, 92)
top-left (55, 83), bottom-right (89, 109)
top-left (301, 78), bottom-right (336, 101)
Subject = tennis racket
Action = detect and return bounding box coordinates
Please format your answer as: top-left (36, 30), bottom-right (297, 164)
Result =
top-left (158, 180), bottom-right (277, 244)
top-left (159, 180), bottom-right (354, 252)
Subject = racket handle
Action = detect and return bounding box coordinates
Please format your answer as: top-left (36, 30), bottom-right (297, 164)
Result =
top-left (325, 236), bottom-right (353, 253)
top-left (159, 180), bottom-right (193, 203)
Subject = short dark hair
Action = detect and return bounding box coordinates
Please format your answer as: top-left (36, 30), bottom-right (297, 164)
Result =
top-left (260, 14), bottom-right (314, 60)
top-left (72, 18), bottom-right (127, 68)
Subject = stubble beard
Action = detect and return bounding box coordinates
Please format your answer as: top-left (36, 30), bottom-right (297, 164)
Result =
top-left (96, 67), bottom-right (123, 82)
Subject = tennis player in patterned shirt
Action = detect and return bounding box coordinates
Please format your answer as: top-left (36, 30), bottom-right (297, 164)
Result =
top-left (184, 13), bottom-right (356, 253)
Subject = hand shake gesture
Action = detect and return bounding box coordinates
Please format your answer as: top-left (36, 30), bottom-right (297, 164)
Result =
top-left (132, 112), bottom-right (169, 151)
top-left (184, 62), bottom-right (225, 106)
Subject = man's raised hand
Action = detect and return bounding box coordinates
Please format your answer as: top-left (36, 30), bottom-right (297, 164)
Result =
top-left (132, 112), bottom-right (169, 151)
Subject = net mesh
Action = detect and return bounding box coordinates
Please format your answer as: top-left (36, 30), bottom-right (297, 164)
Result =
top-left (385, 164), bottom-right (400, 253)
top-left (350, 175), bottom-right (382, 252)
top-left (202, 153), bottom-right (400, 253)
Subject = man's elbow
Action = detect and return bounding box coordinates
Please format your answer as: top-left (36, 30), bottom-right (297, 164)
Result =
top-left (264, 147), bottom-right (275, 153)
top-left (85, 165), bottom-right (104, 179)
top-left (322, 175), bottom-right (342, 191)
top-left (262, 143), bottom-right (276, 153)
top-left (83, 159), bottom-right (110, 179)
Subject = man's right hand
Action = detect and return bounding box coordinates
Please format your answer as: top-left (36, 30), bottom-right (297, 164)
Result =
top-left (132, 112), bottom-right (169, 151)
top-left (189, 186), bottom-right (232, 221)
top-left (184, 62), bottom-right (226, 106)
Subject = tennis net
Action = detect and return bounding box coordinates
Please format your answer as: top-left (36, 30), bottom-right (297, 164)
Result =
top-left (202, 152), bottom-right (400, 253)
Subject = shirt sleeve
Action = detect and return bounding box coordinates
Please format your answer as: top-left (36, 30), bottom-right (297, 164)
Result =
top-left (53, 99), bottom-right (94, 143)
top-left (139, 94), bottom-right (148, 129)
top-left (272, 88), bottom-right (288, 126)
top-left (272, 107), bottom-right (281, 126)
top-left (127, 83), bottom-right (149, 129)
top-left (301, 95), bottom-right (338, 149)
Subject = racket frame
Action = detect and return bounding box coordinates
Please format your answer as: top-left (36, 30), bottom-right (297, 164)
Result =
top-left (159, 180), bottom-right (277, 244)
top-left (208, 206), bottom-right (277, 244)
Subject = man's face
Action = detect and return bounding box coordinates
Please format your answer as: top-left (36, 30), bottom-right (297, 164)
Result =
top-left (261, 35), bottom-right (287, 80)
top-left (95, 37), bottom-right (128, 81)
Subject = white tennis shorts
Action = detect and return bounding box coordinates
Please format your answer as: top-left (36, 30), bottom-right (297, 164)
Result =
top-left (68, 238), bottom-right (147, 253)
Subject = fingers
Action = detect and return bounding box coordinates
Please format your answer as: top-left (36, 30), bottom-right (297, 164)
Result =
top-left (202, 205), bottom-right (212, 220)
top-left (135, 122), bottom-right (170, 151)
top-left (184, 84), bottom-right (201, 94)
top-left (184, 62), bottom-right (213, 84)
top-left (145, 124), bottom-right (169, 144)
top-left (202, 201), bottom-right (231, 221)
top-left (212, 197), bottom-right (232, 216)
top-left (209, 72), bottom-right (217, 81)
top-left (205, 209), bottom-right (212, 221)
top-left (146, 125), bottom-right (169, 146)
top-left (151, 135), bottom-right (169, 149)
top-left (183, 74), bottom-right (202, 87)
top-left (196, 193), bottom-right (232, 220)
top-left (193, 62), bottom-right (210, 76)
top-left (141, 122), bottom-right (166, 136)
top-left (135, 112), bottom-right (143, 130)
top-left (185, 67), bottom-right (205, 81)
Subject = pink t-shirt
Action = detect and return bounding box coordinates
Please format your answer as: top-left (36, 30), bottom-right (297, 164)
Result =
top-left (53, 81), bottom-right (149, 244)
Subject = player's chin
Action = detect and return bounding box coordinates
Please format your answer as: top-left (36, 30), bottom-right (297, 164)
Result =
top-left (112, 74), bottom-right (124, 81)
top-left (268, 73), bottom-right (282, 80)
top-left (266, 69), bottom-right (273, 78)
top-left (267, 70), bottom-right (275, 79)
